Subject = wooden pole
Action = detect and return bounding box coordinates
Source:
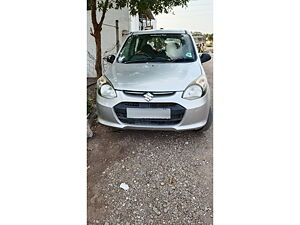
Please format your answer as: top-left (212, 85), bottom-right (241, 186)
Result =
top-left (116, 20), bottom-right (120, 52)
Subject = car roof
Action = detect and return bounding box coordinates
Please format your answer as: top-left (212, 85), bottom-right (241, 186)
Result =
top-left (131, 29), bottom-right (188, 35)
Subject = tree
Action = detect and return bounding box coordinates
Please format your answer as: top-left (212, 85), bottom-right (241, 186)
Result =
top-left (89, 0), bottom-right (190, 78)
top-left (207, 33), bottom-right (213, 42)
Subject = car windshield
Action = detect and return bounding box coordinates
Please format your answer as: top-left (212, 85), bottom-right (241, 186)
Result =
top-left (117, 33), bottom-right (197, 64)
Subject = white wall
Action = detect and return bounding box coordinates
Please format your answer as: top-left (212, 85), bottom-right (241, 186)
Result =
top-left (87, 8), bottom-right (131, 77)
top-left (129, 15), bottom-right (140, 32)
top-left (152, 20), bottom-right (157, 30)
top-left (87, 9), bottom-right (157, 77)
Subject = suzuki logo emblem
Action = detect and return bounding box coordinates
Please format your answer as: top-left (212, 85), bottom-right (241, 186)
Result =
top-left (143, 92), bottom-right (154, 102)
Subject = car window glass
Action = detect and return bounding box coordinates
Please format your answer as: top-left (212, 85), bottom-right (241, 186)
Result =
top-left (117, 33), bottom-right (196, 63)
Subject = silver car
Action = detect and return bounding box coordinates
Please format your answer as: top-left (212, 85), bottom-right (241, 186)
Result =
top-left (96, 30), bottom-right (212, 131)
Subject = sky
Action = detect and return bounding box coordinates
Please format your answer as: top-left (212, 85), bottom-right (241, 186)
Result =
top-left (155, 0), bottom-right (213, 34)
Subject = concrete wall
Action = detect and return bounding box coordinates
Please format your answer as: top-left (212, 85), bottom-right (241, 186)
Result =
top-left (129, 15), bottom-right (140, 32)
top-left (152, 20), bottom-right (157, 30)
top-left (87, 9), bottom-right (157, 78)
top-left (87, 8), bottom-right (131, 77)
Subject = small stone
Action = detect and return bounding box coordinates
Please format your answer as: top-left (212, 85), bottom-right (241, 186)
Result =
top-left (95, 220), bottom-right (99, 224)
top-left (153, 206), bottom-right (161, 215)
top-left (160, 182), bottom-right (165, 186)
top-left (205, 206), bottom-right (212, 211)
top-left (185, 141), bottom-right (189, 145)
top-left (87, 120), bottom-right (93, 138)
top-left (164, 208), bottom-right (169, 213)
top-left (120, 183), bottom-right (129, 191)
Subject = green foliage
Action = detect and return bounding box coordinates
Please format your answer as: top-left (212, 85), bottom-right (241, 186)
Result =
top-left (207, 33), bottom-right (213, 41)
top-left (202, 33), bottom-right (213, 41)
top-left (87, 0), bottom-right (92, 10)
top-left (95, 0), bottom-right (189, 15)
top-left (87, 98), bottom-right (94, 115)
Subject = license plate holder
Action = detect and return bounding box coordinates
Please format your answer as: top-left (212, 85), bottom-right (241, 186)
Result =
top-left (126, 108), bottom-right (171, 119)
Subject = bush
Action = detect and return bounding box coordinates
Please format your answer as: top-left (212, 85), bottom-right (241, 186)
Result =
top-left (87, 98), bottom-right (94, 115)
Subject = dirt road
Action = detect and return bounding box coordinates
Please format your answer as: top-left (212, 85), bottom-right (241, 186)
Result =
top-left (88, 59), bottom-right (213, 225)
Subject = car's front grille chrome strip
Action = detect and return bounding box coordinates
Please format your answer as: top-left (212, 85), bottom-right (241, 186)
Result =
top-left (123, 90), bottom-right (175, 97)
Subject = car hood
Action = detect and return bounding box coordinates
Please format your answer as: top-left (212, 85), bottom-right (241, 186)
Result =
top-left (106, 62), bottom-right (203, 92)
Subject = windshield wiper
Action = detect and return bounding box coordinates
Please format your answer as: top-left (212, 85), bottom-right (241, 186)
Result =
top-left (123, 57), bottom-right (193, 64)
top-left (148, 57), bottom-right (172, 62)
top-left (123, 57), bottom-right (153, 64)
top-left (170, 58), bottom-right (195, 63)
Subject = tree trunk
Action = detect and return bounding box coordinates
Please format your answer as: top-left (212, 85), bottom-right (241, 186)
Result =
top-left (90, 0), bottom-right (109, 79)
top-left (94, 27), bottom-right (102, 78)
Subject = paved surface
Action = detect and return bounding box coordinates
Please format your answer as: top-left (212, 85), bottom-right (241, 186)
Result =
top-left (87, 59), bottom-right (213, 225)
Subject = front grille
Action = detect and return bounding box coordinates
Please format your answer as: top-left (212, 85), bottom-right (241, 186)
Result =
top-left (123, 90), bottom-right (175, 97)
top-left (114, 102), bottom-right (186, 125)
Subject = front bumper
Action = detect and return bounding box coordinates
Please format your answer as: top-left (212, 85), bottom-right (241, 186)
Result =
top-left (96, 88), bottom-right (210, 131)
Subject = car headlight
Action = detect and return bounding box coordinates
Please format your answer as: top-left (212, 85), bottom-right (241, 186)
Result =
top-left (195, 76), bottom-right (208, 91)
top-left (182, 76), bottom-right (207, 100)
top-left (182, 84), bottom-right (203, 100)
top-left (97, 76), bottom-right (117, 99)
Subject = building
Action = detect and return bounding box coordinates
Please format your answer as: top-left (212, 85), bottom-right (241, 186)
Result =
top-left (192, 32), bottom-right (206, 53)
top-left (87, 7), bottom-right (156, 77)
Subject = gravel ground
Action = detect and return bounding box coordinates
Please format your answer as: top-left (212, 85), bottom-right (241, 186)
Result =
top-left (87, 58), bottom-right (213, 225)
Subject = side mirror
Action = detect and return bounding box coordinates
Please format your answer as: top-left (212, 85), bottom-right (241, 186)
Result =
top-left (105, 55), bottom-right (116, 64)
top-left (200, 53), bottom-right (211, 63)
